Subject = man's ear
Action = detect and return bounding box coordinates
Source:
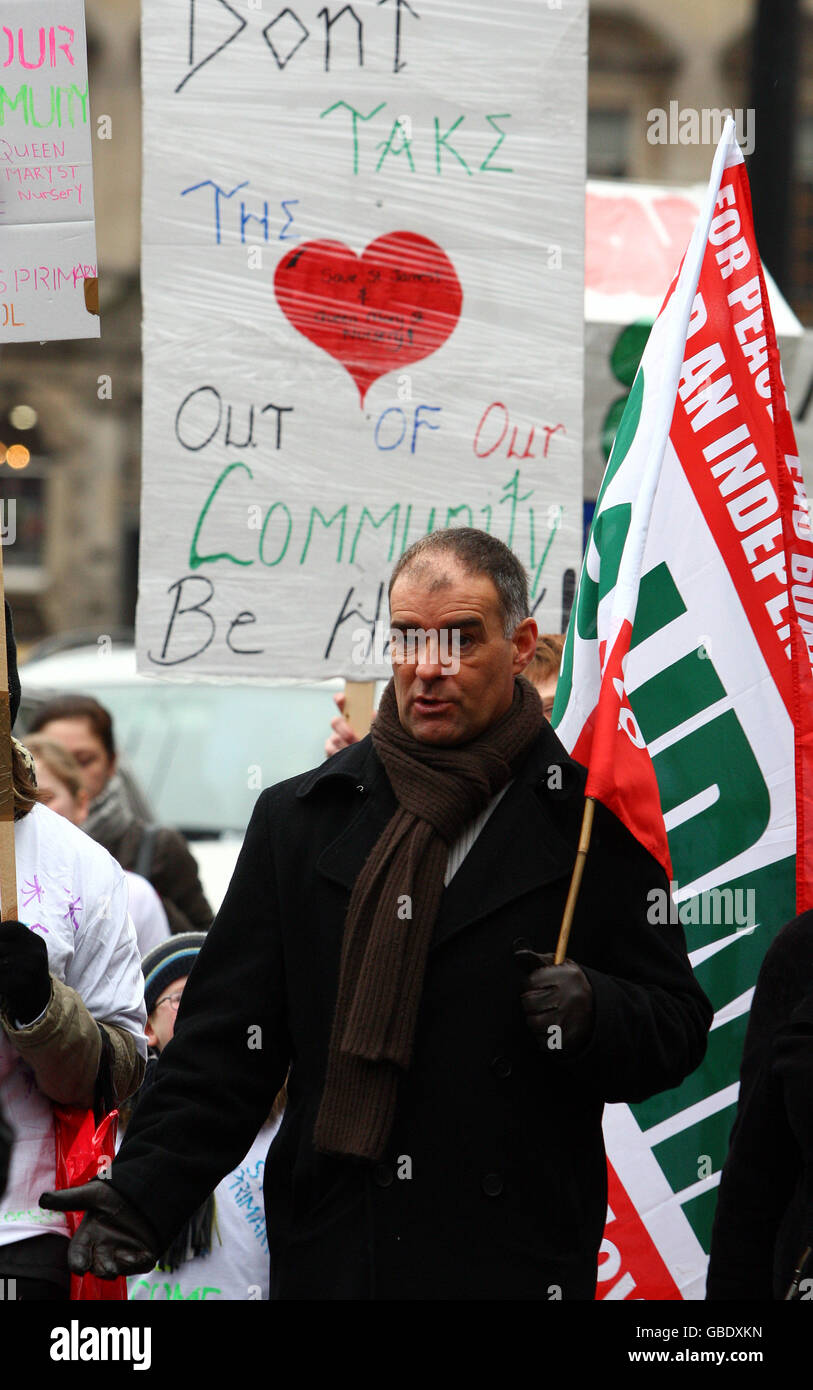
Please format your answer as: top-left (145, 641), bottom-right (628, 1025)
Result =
top-left (512, 617), bottom-right (539, 673)
top-left (145, 1015), bottom-right (158, 1049)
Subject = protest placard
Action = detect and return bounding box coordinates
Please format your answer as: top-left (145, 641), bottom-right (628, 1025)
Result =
top-left (137, 0), bottom-right (587, 679)
top-left (0, 0), bottom-right (98, 342)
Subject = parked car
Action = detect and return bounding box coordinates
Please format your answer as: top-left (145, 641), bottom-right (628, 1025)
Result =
top-left (17, 639), bottom-right (349, 911)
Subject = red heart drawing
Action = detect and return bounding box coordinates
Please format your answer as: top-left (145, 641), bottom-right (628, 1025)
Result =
top-left (274, 232), bottom-right (463, 405)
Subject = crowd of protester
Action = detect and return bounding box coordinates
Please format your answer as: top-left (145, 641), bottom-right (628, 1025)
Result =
top-left (0, 588), bottom-right (570, 1304)
top-left (5, 557), bottom-right (810, 1305)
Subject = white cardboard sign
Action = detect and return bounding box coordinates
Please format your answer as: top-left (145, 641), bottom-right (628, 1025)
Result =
top-left (138, 0), bottom-right (587, 679)
top-left (0, 0), bottom-right (98, 342)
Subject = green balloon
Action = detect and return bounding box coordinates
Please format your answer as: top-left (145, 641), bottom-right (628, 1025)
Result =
top-left (610, 320), bottom-right (652, 388)
top-left (600, 321), bottom-right (651, 462)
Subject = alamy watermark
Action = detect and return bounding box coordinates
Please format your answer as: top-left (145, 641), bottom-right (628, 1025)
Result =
top-left (351, 623), bottom-right (461, 673)
top-left (647, 881), bottom-right (756, 929)
top-left (50, 1321), bottom-right (151, 1370)
top-left (646, 103), bottom-right (755, 157)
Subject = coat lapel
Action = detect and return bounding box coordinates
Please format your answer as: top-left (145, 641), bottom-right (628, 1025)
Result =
top-left (306, 739), bottom-right (397, 893)
top-left (314, 783), bottom-right (397, 892)
top-left (308, 727), bottom-right (585, 948)
top-left (430, 777), bottom-right (577, 950)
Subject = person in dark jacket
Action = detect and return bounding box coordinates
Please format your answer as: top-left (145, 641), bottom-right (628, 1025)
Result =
top-left (28, 694), bottom-right (212, 935)
top-left (706, 908), bottom-right (813, 1300)
top-left (41, 528), bottom-right (712, 1301)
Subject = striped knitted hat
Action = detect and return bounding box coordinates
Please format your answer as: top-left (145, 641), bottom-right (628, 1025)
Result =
top-left (142, 932), bottom-right (207, 1015)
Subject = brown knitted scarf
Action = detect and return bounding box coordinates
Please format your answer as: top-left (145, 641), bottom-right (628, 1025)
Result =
top-left (313, 675), bottom-right (545, 1161)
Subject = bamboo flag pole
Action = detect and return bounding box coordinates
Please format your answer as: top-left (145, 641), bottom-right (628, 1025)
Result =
top-left (554, 795), bottom-right (595, 964)
top-left (343, 680), bottom-right (376, 739)
top-left (0, 537), bottom-right (17, 922)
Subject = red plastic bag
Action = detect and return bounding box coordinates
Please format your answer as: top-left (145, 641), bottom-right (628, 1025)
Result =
top-left (53, 1104), bottom-right (127, 1301)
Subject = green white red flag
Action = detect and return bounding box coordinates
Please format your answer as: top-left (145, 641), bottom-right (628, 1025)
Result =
top-left (553, 118), bottom-right (813, 1299)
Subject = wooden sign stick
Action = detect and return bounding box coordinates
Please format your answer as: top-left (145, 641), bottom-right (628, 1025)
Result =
top-left (0, 538), bottom-right (18, 922)
top-left (554, 795), bottom-right (595, 964)
top-left (343, 681), bottom-right (376, 740)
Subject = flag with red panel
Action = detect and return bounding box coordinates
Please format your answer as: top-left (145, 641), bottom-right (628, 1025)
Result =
top-left (554, 118), bottom-right (813, 1299)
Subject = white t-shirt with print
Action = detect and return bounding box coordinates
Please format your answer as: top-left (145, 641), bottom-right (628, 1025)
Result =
top-left (0, 803), bottom-right (148, 1246)
top-left (128, 1118), bottom-right (279, 1302)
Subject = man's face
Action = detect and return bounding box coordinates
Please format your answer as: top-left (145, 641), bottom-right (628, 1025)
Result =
top-left (36, 717), bottom-right (114, 802)
top-left (145, 975), bottom-right (188, 1053)
top-left (389, 556), bottom-right (537, 745)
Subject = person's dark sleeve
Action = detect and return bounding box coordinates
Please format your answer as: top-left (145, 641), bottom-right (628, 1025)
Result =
top-left (772, 987), bottom-right (813, 1292)
top-left (2, 980), bottom-right (144, 1109)
top-left (106, 789), bottom-right (290, 1250)
top-left (705, 918), bottom-right (813, 1299)
top-left (557, 806), bottom-right (713, 1102)
top-left (150, 827), bottom-right (214, 931)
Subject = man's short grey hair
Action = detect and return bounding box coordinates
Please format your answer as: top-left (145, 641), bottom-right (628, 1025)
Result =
top-left (388, 528), bottom-right (530, 637)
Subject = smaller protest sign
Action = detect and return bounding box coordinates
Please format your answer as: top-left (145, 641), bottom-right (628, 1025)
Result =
top-left (0, 0), bottom-right (99, 342)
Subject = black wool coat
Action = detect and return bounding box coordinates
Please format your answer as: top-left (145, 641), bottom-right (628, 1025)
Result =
top-left (706, 910), bottom-right (813, 1300)
top-left (110, 722), bottom-right (713, 1300)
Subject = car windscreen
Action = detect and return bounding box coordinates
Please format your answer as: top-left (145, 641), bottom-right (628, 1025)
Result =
top-left (72, 681), bottom-right (337, 835)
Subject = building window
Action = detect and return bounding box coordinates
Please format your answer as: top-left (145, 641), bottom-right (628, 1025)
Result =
top-left (588, 108), bottom-right (632, 178)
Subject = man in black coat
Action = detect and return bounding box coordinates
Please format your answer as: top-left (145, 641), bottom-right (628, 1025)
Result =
top-left (41, 527), bottom-right (712, 1300)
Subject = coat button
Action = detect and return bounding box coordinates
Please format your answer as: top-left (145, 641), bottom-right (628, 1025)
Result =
top-left (356, 784), bottom-right (365, 793)
top-left (491, 1055), bottom-right (512, 1079)
top-left (373, 1163), bottom-right (394, 1188)
top-left (481, 1172), bottom-right (503, 1197)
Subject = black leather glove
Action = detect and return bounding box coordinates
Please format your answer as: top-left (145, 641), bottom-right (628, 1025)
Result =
top-left (39, 1179), bottom-right (161, 1278)
top-left (0, 919), bottom-right (51, 1024)
top-left (515, 948), bottom-right (595, 1055)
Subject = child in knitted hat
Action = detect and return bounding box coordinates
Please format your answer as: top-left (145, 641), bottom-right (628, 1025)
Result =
top-left (125, 934), bottom-right (284, 1301)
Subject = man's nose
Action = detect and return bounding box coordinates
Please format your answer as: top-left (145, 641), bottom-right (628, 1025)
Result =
top-left (414, 653), bottom-right (445, 682)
